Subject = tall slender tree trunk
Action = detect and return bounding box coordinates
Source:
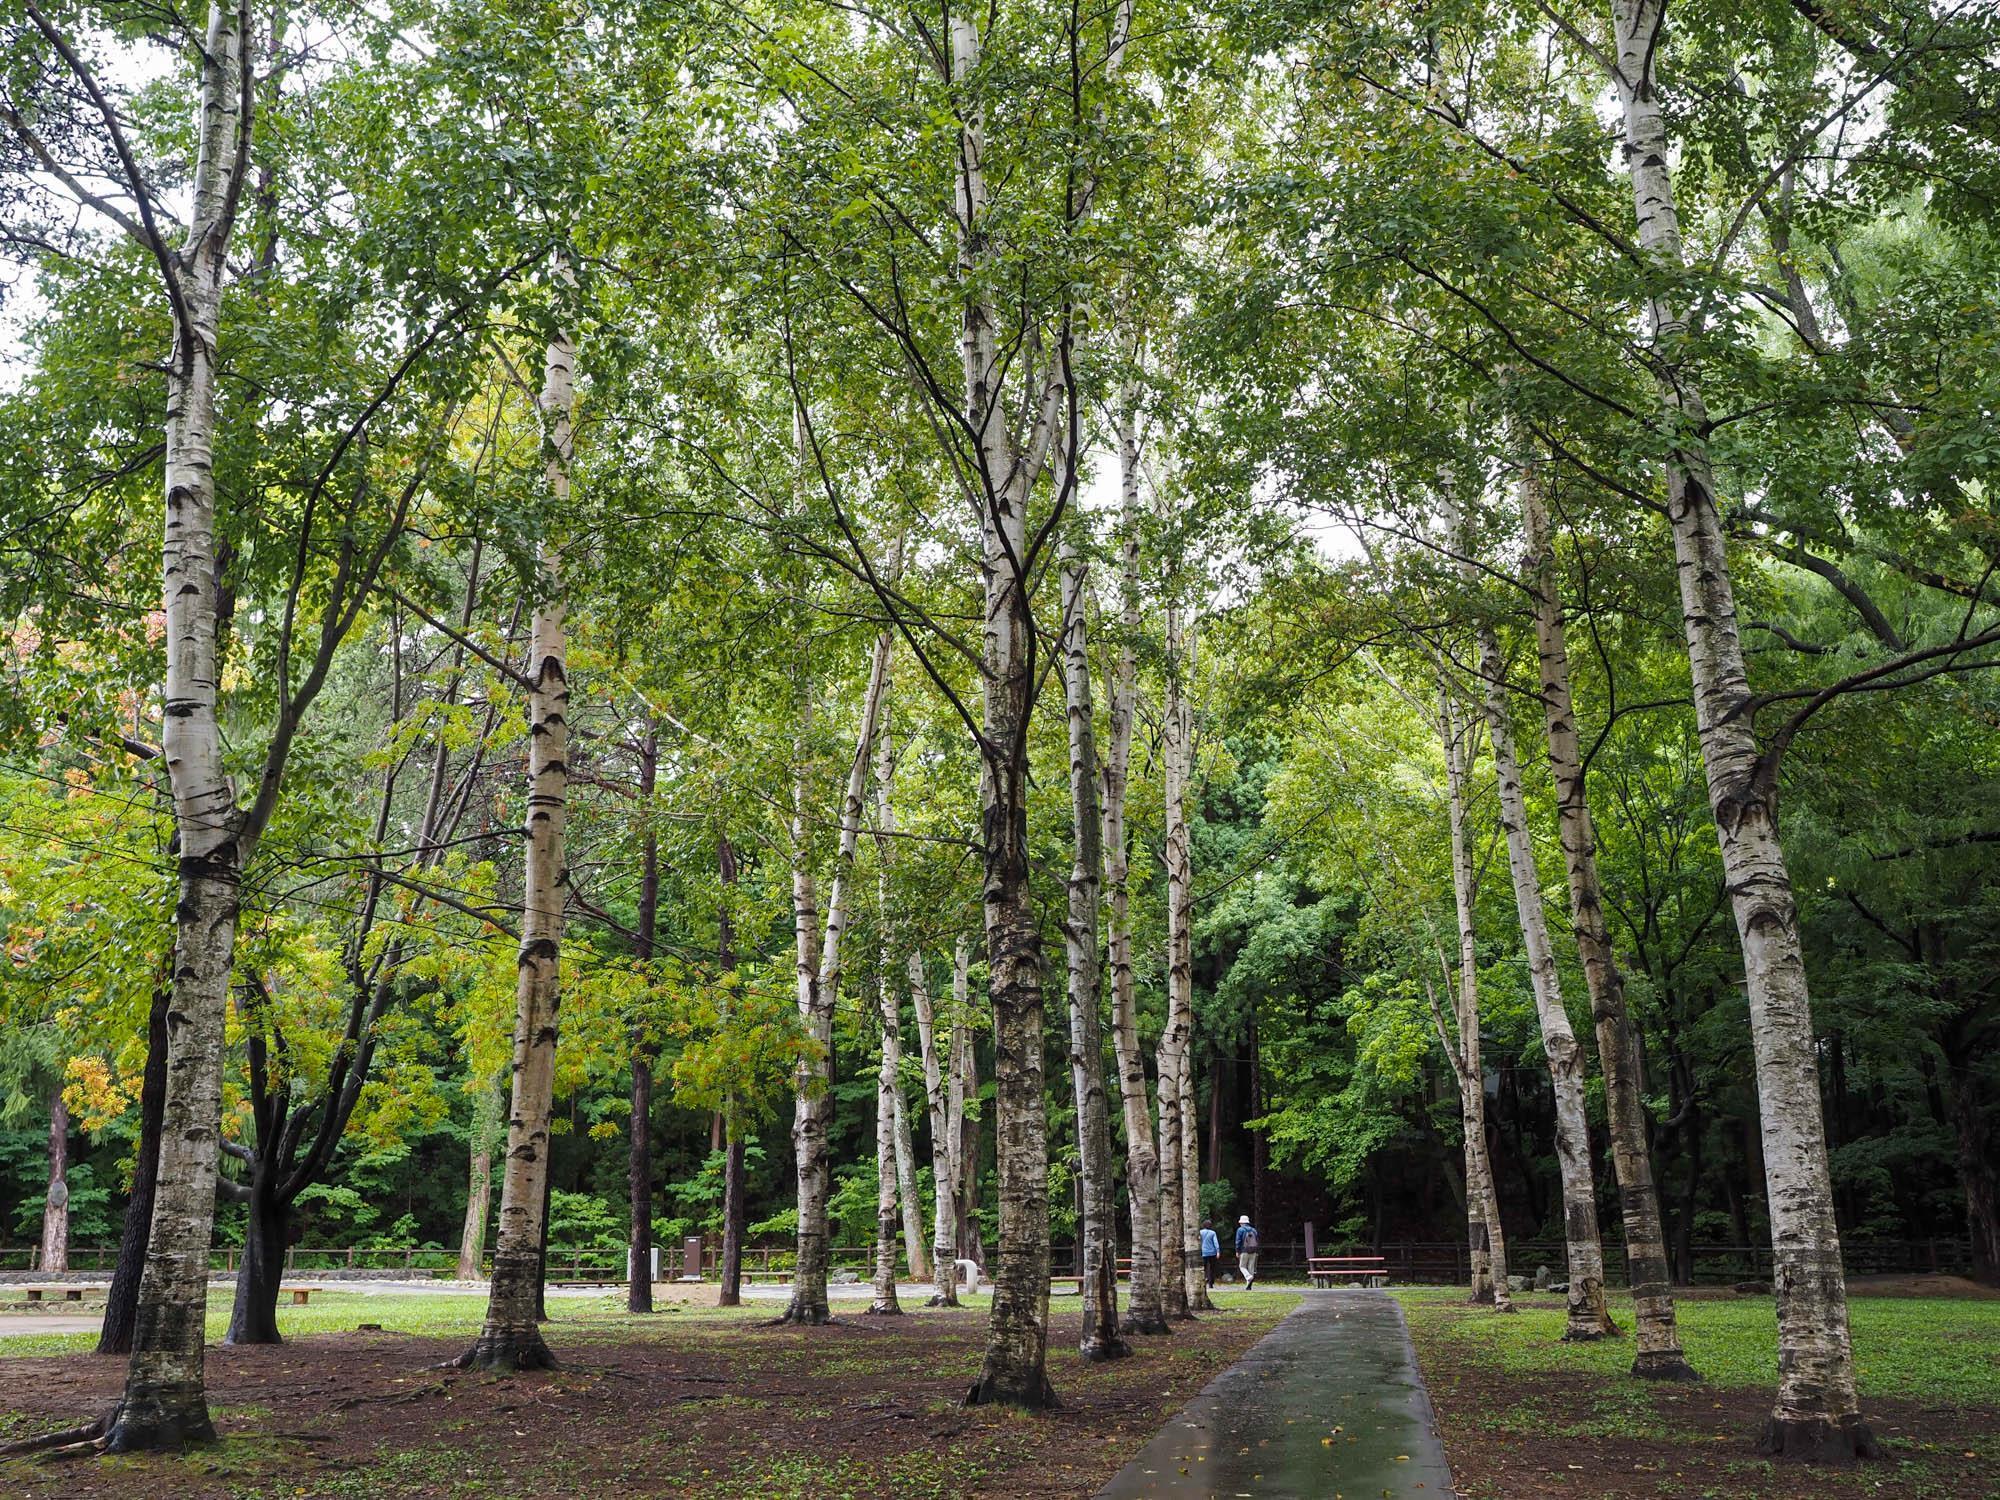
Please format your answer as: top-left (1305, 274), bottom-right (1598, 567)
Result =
top-left (458, 324), bottom-right (574, 1374)
top-left (1609, 0), bottom-right (1874, 1456)
top-left (1103, 380), bottom-right (1167, 1335)
top-left (950, 3), bottom-right (1054, 1405)
top-left (41, 1084), bottom-right (68, 1275)
top-left (783, 629), bottom-right (891, 1325)
top-left (1059, 541), bottom-right (1129, 1361)
top-left (457, 1083), bottom-right (502, 1282)
top-left (870, 1011), bottom-right (905, 1314)
top-left (1162, 602), bottom-right (1210, 1314)
top-left (1438, 682), bottom-right (1512, 1314)
top-left (871, 687), bottom-right (931, 1288)
top-left (105, 2), bottom-right (251, 1451)
top-left (1466, 613), bottom-right (1613, 1339)
top-left (949, 937), bottom-right (979, 1269)
top-left (628, 730), bottom-right (660, 1313)
top-left (101, 982), bottom-right (171, 1356)
top-left (913, 948), bottom-right (961, 1305)
top-left (1520, 468), bottom-right (1696, 1376)
top-left (718, 834), bottom-right (747, 1308)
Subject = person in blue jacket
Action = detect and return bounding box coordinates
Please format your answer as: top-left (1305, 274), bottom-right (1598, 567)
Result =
top-left (1199, 1222), bottom-right (1221, 1288)
top-left (1234, 1215), bottom-right (1260, 1290)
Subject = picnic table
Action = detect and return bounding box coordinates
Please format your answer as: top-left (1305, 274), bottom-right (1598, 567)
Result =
top-left (18, 1285), bottom-right (89, 1303)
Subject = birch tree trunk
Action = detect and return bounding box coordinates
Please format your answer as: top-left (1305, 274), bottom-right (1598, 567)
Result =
top-left (1520, 467), bottom-right (1696, 1377)
top-left (1059, 542), bottom-right (1130, 1361)
top-left (1103, 380), bottom-right (1168, 1335)
top-left (717, 834), bottom-right (747, 1308)
top-left (950, 4), bottom-right (1055, 1406)
top-left (948, 937), bottom-right (978, 1269)
top-left (456, 1083), bottom-right (502, 1282)
top-left (40, 1085), bottom-right (68, 1275)
top-left (105, 1), bottom-right (251, 1450)
top-left (1439, 684), bottom-right (1512, 1314)
top-left (871, 692), bottom-right (931, 1288)
top-left (1610, 0), bottom-right (1873, 1455)
top-left (870, 1014), bottom-right (904, 1314)
top-left (457, 325), bottom-right (574, 1373)
top-left (629, 729), bottom-right (660, 1315)
top-left (783, 629), bottom-right (892, 1324)
top-left (913, 948), bottom-right (960, 1305)
top-left (1467, 616), bottom-right (1614, 1339)
top-left (1162, 599), bottom-right (1209, 1313)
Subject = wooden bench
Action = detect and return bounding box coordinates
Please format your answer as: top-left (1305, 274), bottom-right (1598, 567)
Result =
top-left (282, 1286), bottom-right (324, 1305)
top-left (20, 1285), bottom-right (87, 1303)
top-left (1309, 1256), bottom-right (1388, 1288)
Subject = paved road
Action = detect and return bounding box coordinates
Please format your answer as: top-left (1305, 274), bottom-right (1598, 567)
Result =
top-left (0, 1315), bottom-right (102, 1338)
top-left (1098, 1290), bottom-right (1456, 1499)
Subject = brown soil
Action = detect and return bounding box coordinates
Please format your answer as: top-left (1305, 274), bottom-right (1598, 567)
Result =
top-left (1413, 1333), bottom-right (2000, 1499)
top-left (0, 1304), bottom-right (1284, 1498)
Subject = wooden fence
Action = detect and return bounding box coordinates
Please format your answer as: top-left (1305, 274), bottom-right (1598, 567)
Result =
top-left (3, 1237), bottom-right (1973, 1284)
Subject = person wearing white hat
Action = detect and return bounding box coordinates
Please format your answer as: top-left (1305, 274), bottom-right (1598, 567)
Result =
top-left (1233, 1215), bottom-right (1260, 1290)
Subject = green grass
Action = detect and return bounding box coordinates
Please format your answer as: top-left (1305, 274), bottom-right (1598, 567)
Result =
top-left (1395, 1287), bottom-right (2000, 1406)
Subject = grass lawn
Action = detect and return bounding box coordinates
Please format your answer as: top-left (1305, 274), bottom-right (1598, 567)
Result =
top-left (0, 1285), bottom-right (1303, 1498)
top-left (1398, 1285), bottom-right (2000, 1499)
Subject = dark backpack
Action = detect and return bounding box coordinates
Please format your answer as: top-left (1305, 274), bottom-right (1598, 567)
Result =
top-left (1240, 1227), bottom-right (1259, 1252)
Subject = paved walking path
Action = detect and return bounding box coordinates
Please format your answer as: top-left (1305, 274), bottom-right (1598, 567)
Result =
top-left (1098, 1290), bottom-right (1456, 1498)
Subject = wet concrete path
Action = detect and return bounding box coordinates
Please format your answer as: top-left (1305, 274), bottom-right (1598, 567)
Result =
top-left (1098, 1290), bottom-right (1455, 1499)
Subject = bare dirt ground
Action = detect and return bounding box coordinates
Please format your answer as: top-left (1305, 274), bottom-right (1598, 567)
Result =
top-left (0, 1302), bottom-right (1289, 1499)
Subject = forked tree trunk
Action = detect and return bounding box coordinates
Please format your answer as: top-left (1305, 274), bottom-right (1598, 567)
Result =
top-left (717, 834), bottom-right (747, 1308)
top-left (1519, 467), bottom-right (1696, 1378)
top-left (41, 1084), bottom-right (68, 1275)
top-left (101, 982), bottom-right (171, 1356)
top-left (1162, 603), bottom-right (1210, 1314)
top-left (458, 324), bottom-right (575, 1374)
top-left (223, 1179), bottom-right (287, 1346)
top-left (1438, 683), bottom-right (1512, 1314)
top-left (1103, 395), bottom-right (1167, 1337)
top-left (784, 629), bottom-right (892, 1325)
top-left (105, 2), bottom-right (251, 1451)
top-left (457, 1083), bottom-right (502, 1282)
top-left (1466, 614), bottom-right (1613, 1340)
top-left (1609, 0), bottom-right (1873, 1456)
top-left (1058, 542), bottom-right (1129, 1361)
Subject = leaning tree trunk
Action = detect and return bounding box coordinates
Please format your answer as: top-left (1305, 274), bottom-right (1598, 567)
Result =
top-left (1609, 0), bottom-right (1873, 1457)
top-left (456, 1083), bottom-right (501, 1282)
top-left (1058, 541), bottom-right (1129, 1361)
top-left (1103, 382), bottom-right (1167, 1335)
top-left (458, 325), bottom-right (575, 1374)
top-left (41, 1083), bottom-right (68, 1275)
top-left (783, 629), bottom-right (892, 1325)
top-left (105, 2), bottom-right (251, 1451)
top-left (1520, 466), bottom-right (1695, 1377)
top-left (101, 982), bottom-right (171, 1355)
top-left (1162, 603), bottom-right (1211, 1314)
top-left (1439, 683), bottom-right (1512, 1314)
top-left (1467, 613), bottom-right (1613, 1340)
